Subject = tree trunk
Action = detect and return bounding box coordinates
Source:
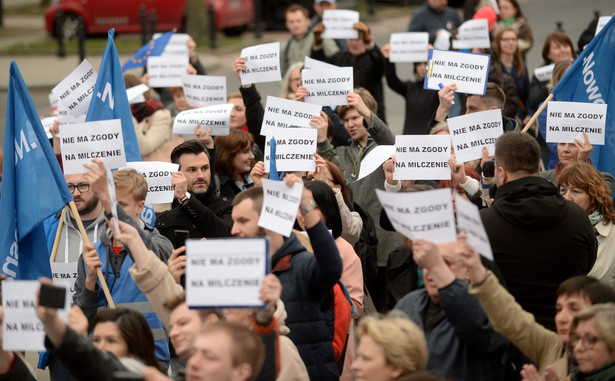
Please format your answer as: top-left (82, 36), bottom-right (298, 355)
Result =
top-left (185, 0), bottom-right (209, 41)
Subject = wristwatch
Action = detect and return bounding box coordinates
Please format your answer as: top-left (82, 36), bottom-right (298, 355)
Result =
top-left (300, 199), bottom-right (317, 216)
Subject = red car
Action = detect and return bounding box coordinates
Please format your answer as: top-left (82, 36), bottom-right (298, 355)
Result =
top-left (45, 0), bottom-right (254, 38)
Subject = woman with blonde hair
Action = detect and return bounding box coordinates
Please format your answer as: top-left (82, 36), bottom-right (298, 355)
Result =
top-left (569, 303), bottom-right (615, 380)
top-left (352, 313), bottom-right (427, 381)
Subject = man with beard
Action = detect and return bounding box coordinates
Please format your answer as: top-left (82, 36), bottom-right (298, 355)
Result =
top-left (155, 140), bottom-right (233, 247)
top-left (231, 176), bottom-right (343, 380)
top-left (44, 171), bottom-right (106, 264)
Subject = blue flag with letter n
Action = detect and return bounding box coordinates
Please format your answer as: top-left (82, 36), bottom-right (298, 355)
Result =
top-left (122, 30), bottom-right (174, 72)
top-left (551, 16), bottom-right (615, 177)
top-left (0, 61), bottom-right (74, 280)
top-left (87, 28), bottom-right (142, 162)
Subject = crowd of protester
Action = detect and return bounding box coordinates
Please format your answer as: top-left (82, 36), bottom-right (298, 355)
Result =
top-left (1, 0), bottom-right (615, 380)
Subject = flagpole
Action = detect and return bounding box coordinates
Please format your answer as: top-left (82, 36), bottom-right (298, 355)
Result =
top-left (68, 201), bottom-right (116, 309)
top-left (522, 93), bottom-right (554, 133)
top-left (49, 206), bottom-right (67, 263)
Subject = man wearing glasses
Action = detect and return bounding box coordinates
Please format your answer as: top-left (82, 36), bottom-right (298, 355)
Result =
top-left (44, 172), bottom-right (106, 264)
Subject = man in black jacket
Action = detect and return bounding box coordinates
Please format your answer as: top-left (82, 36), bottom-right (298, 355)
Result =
top-left (155, 140), bottom-right (233, 247)
top-left (481, 131), bottom-right (597, 331)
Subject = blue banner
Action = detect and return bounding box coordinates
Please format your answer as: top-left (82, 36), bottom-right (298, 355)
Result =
top-left (87, 29), bottom-right (142, 163)
top-left (551, 16), bottom-right (615, 177)
top-left (0, 61), bottom-right (74, 280)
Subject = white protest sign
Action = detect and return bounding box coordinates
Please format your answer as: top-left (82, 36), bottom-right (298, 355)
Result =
top-left (425, 49), bottom-right (491, 95)
top-left (124, 161), bottom-right (179, 204)
top-left (448, 109), bottom-right (503, 163)
top-left (186, 238), bottom-right (269, 308)
top-left (153, 32), bottom-right (189, 57)
top-left (181, 74), bottom-right (227, 107)
top-left (126, 84), bottom-right (149, 104)
top-left (264, 128), bottom-right (317, 172)
top-left (60, 119), bottom-right (126, 174)
top-left (2, 281), bottom-right (70, 351)
top-left (52, 59), bottom-right (97, 117)
top-left (393, 135), bottom-right (451, 180)
top-left (321, 9), bottom-right (359, 39)
top-left (452, 19), bottom-right (491, 49)
top-left (261, 96), bottom-right (322, 136)
top-left (534, 64), bottom-right (555, 82)
top-left (240, 42), bottom-right (282, 85)
top-left (356, 145), bottom-right (395, 181)
top-left (41, 117), bottom-right (56, 139)
top-left (489, 0), bottom-right (500, 14)
top-left (546, 101), bottom-right (607, 145)
top-left (376, 188), bottom-right (456, 243)
top-left (454, 193), bottom-right (493, 260)
top-left (304, 56), bottom-right (339, 70)
top-left (259, 179), bottom-right (303, 237)
top-left (50, 262), bottom-right (79, 300)
top-left (57, 102), bottom-right (86, 125)
top-left (49, 92), bottom-right (58, 108)
top-left (302, 66), bottom-right (353, 107)
top-left (389, 32), bottom-right (429, 63)
top-left (595, 16), bottom-right (612, 36)
top-left (173, 103), bottom-right (234, 135)
top-left (433, 29), bottom-right (451, 50)
top-left (147, 55), bottom-right (189, 87)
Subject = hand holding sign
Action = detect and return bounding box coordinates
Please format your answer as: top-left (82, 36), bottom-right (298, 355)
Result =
top-left (411, 240), bottom-right (449, 274)
top-left (83, 243), bottom-right (101, 291)
top-left (347, 91), bottom-right (372, 125)
top-left (456, 233), bottom-right (489, 284)
top-left (250, 161), bottom-right (266, 186)
top-left (83, 159), bottom-right (111, 211)
top-left (574, 132), bottom-right (593, 162)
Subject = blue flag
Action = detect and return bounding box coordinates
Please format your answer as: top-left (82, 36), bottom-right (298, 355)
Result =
top-left (551, 16), bottom-right (615, 177)
top-left (268, 137), bottom-right (281, 180)
top-left (87, 29), bottom-right (142, 163)
top-left (0, 61), bottom-right (74, 280)
top-left (122, 31), bottom-right (174, 72)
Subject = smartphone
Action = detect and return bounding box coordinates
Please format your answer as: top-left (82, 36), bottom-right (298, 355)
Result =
top-left (39, 284), bottom-right (66, 309)
top-left (174, 230), bottom-right (189, 252)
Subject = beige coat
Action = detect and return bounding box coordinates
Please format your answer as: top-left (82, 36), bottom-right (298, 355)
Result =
top-left (469, 271), bottom-right (569, 380)
top-left (133, 109), bottom-right (184, 162)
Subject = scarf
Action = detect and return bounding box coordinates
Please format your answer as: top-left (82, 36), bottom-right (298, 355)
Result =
top-left (589, 210), bottom-right (604, 226)
top-left (131, 98), bottom-right (164, 122)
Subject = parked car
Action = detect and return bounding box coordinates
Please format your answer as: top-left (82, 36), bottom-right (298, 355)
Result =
top-left (45, 0), bottom-right (255, 38)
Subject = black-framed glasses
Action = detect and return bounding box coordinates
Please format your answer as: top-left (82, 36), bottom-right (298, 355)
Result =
top-left (570, 333), bottom-right (605, 349)
top-left (67, 183), bottom-right (90, 194)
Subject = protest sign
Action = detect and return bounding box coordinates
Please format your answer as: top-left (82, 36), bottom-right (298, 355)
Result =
top-left (147, 55), bottom-right (189, 87)
top-left (41, 117), bottom-right (56, 139)
top-left (389, 32), bottom-right (429, 63)
top-left (153, 32), bottom-right (189, 57)
top-left (50, 262), bottom-right (79, 299)
top-left (304, 56), bottom-right (339, 70)
top-left (321, 9), bottom-right (359, 39)
top-left (126, 84), bottom-right (148, 104)
top-left (595, 16), bottom-right (612, 36)
top-left (448, 109), bottom-right (503, 163)
top-left (546, 101), bottom-right (607, 145)
top-left (173, 103), bottom-right (234, 135)
top-left (264, 128), bottom-right (317, 172)
top-left (2, 281), bottom-right (70, 351)
top-left (49, 92), bottom-right (58, 108)
top-left (240, 42), bottom-right (282, 85)
top-left (454, 193), bottom-right (493, 260)
top-left (376, 188), bottom-right (456, 243)
top-left (534, 64), bottom-right (555, 82)
top-left (60, 119), bottom-right (126, 174)
top-left (302, 66), bottom-right (353, 106)
top-left (259, 179), bottom-right (303, 236)
top-left (261, 96), bottom-right (322, 135)
top-left (185, 238), bottom-right (269, 308)
top-left (393, 135), bottom-right (451, 180)
top-left (434, 29), bottom-right (451, 50)
top-left (356, 145), bottom-right (395, 181)
top-left (182, 74), bottom-right (227, 107)
top-left (425, 49), bottom-right (491, 95)
top-left (52, 59), bottom-right (97, 117)
top-left (106, 167), bottom-right (121, 235)
top-left (57, 102), bottom-right (86, 125)
top-left (124, 161), bottom-right (179, 204)
top-left (452, 19), bottom-right (491, 49)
